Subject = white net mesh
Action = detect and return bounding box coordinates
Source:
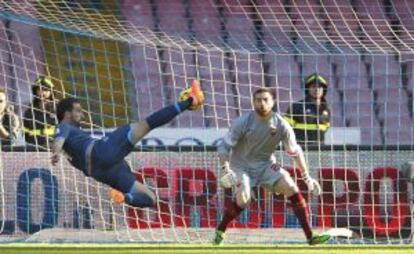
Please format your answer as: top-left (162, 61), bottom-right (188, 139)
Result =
top-left (0, 0), bottom-right (413, 245)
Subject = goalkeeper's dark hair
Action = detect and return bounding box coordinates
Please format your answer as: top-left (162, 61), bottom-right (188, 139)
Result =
top-left (253, 87), bottom-right (275, 99)
top-left (56, 97), bottom-right (80, 122)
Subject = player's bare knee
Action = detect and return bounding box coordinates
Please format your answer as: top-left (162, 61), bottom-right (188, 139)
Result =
top-left (273, 171), bottom-right (299, 197)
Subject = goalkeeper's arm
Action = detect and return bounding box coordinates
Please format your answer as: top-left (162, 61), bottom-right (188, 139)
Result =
top-left (292, 147), bottom-right (308, 176)
top-left (217, 118), bottom-right (244, 188)
top-left (217, 142), bottom-right (237, 188)
top-left (282, 118), bottom-right (321, 195)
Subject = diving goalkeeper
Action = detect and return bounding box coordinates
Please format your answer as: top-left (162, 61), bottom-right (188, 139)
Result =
top-left (214, 87), bottom-right (330, 245)
top-left (51, 80), bottom-right (204, 208)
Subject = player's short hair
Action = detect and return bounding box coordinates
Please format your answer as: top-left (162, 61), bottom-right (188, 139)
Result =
top-left (0, 87), bottom-right (5, 95)
top-left (253, 87), bottom-right (275, 99)
top-left (57, 97), bottom-right (81, 122)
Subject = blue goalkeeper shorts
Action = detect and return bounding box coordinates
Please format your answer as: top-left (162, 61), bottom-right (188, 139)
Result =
top-left (88, 124), bottom-right (136, 193)
top-left (91, 159), bottom-right (136, 193)
top-left (91, 124), bottom-right (135, 169)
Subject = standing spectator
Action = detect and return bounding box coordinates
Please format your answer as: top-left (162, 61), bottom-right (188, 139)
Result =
top-left (0, 88), bottom-right (20, 146)
top-left (23, 76), bottom-right (57, 147)
top-left (284, 73), bottom-right (331, 144)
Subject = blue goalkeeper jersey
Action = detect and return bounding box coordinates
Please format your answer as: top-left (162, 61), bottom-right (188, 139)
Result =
top-left (54, 122), bottom-right (96, 172)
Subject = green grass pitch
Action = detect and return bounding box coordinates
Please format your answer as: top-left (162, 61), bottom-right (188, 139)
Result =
top-left (1, 244), bottom-right (414, 254)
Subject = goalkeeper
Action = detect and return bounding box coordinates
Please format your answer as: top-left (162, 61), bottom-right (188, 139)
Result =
top-left (51, 80), bottom-right (204, 208)
top-left (214, 87), bottom-right (329, 245)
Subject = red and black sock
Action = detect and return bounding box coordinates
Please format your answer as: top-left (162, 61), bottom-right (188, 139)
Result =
top-left (289, 192), bottom-right (313, 240)
top-left (217, 201), bottom-right (243, 232)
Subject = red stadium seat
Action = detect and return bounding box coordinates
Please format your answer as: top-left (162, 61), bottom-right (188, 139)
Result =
top-left (198, 51), bottom-right (227, 81)
top-left (375, 87), bottom-right (407, 102)
top-left (155, 0), bottom-right (190, 39)
top-left (342, 88), bottom-right (373, 103)
top-left (364, 55), bottom-right (401, 75)
top-left (130, 46), bottom-right (160, 76)
top-left (381, 114), bottom-right (412, 129)
top-left (393, 0), bottom-right (414, 48)
top-left (337, 75), bottom-right (370, 90)
top-left (379, 102), bottom-right (410, 115)
top-left (332, 56), bottom-right (367, 75)
top-left (361, 127), bottom-right (383, 145)
top-left (370, 75), bottom-right (401, 90)
top-left (323, 0), bottom-right (362, 51)
top-left (275, 76), bottom-right (302, 94)
top-left (256, 0), bottom-right (296, 53)
top-left (345, 105), bottom-right (375, 121)
top-left (384, 129), bottom-right (413, 145)
top-left (265, 54), bottom-right (300, 76)
top-left (122, 0), bottom-right (154, 29)
top-left (222, 0), bottom-right (256, 50)
top-left (353, 0), bottom-right (395, 51)
top-left (301, 56), bottom-right (331, 78)
top-left (164, 49), bottom-right (195, 80)
top-left (189, 1), bottom-right (221, 44)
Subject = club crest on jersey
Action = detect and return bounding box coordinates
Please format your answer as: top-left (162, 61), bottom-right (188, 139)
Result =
top-left (270, 126), bottom-right (277, 136)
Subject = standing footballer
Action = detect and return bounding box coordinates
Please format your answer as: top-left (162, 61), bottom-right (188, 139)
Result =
top-left (214, 87), bottom-right (330, 245)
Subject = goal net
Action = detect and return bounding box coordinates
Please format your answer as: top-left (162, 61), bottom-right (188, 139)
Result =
top-left (0, 0), bottom-right (413, 244)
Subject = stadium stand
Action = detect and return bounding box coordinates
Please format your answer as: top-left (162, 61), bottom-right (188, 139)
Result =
top-left (1, 0), bottom-right (413, 144)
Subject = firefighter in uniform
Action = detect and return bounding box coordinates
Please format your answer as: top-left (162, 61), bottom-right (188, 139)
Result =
top-left (23, 76), bottom-right (57, 147)
top-left (284, 73), bottom-right (331, 144)
top-left (0, 88), bottom-right (20, 147)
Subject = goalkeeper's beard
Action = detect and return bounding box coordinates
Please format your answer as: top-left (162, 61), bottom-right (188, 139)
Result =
top-left (255, 107), bottom-right (272, 118)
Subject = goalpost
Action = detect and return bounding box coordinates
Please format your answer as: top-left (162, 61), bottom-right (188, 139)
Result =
top-left (0, 0), bottom-right (413, 244)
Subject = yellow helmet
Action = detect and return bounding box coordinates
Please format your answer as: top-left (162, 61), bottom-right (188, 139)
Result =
top-left (304, 73), bottom-right (328, 88)
top-left (304, 73), bottom-right (328, 98)
top-left (32, 76), bottom-right (54, 95)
